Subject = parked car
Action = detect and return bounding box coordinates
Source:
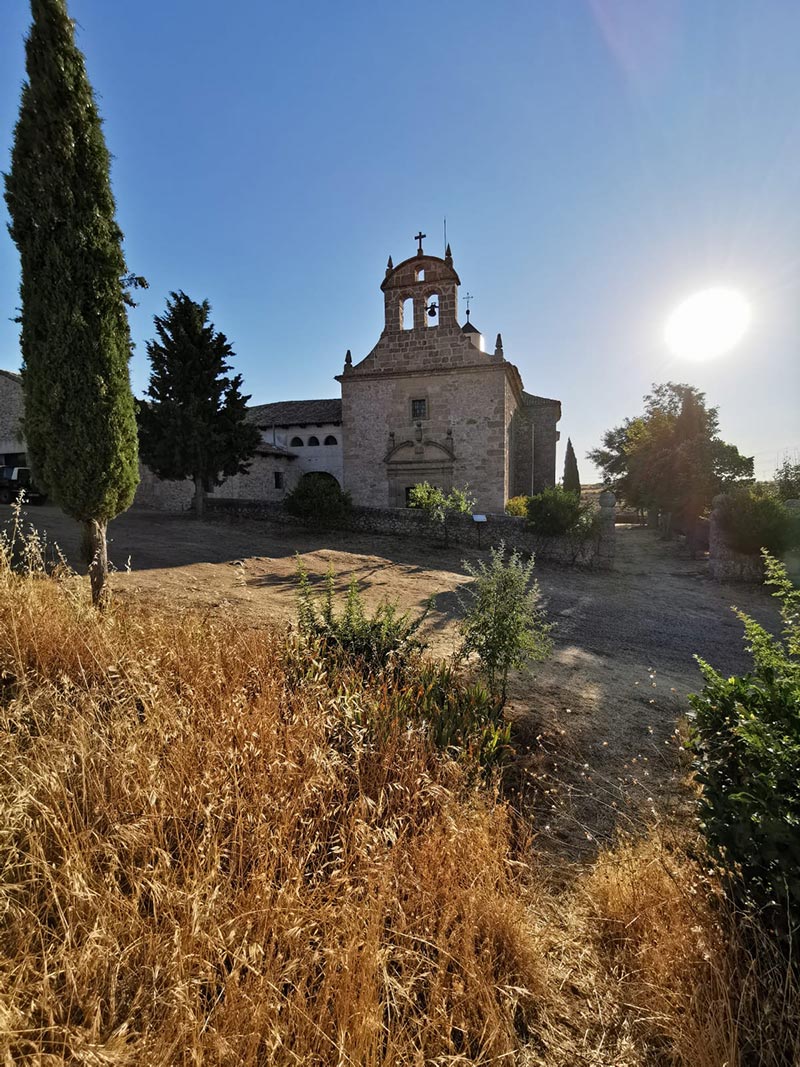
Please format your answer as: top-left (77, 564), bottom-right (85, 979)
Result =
top-left (0, 466), bottom-right (46, 505)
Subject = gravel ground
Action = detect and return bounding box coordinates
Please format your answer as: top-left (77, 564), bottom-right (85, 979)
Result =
top-left (3, 503), bottom-right (782, 863)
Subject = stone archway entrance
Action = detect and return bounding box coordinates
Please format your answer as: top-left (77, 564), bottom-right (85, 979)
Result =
top-left (384, 439), bottom-right (455, 508)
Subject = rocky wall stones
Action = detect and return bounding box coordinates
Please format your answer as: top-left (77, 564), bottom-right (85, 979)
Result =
top-left (206, 495), bottom-right (616, 570)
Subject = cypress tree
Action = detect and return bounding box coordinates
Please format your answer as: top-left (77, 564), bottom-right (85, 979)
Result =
top-left (563, 437), bottom-right (581, 495)
top-left (4, 0), bottom-right (140, 605)
top-left (138, 292), bottom-right (260, 518)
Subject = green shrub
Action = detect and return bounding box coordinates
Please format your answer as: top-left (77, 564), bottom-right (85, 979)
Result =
top-left (285, 473), bottom-right (351, 525)
top-left (371, 663), bottom-right (512, 773)
top-left (504, 495), bottom-right (529, 517)
top-left (716, 488), bottom-right (800, 556)
top-left (458, 543), bottom-right (552, 706)
top-left (525, 485), bottom-right (596, 538)
top-left (296, 560), bottom-right (429, 672)
top-left (295, 564), bottom-right (509, 771)
top-left (408, 482), bottom-right (475, 545)
top-left (688, 554), bottom-right (800, 946)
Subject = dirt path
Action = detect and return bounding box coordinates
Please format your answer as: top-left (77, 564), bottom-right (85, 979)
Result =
top-left (510, 525), bottom-right (781, 863)
top-left (3, 505), bottom-right (781, 861)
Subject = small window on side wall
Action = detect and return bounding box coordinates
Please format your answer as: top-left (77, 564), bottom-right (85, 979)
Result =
top-left (307, 435), bottom-right (320, 446)
top-left (274, 471), bottom-right (284, 490)
top-left (324, 435), bottom-right (338, 445)
top-left (411, 398), bottom-right (427, 420)
top-left (290, 436), bottom-right (303, 447)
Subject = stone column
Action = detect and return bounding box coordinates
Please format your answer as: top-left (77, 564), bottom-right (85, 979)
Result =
top-left (596, 489), bottom-right (616, 569)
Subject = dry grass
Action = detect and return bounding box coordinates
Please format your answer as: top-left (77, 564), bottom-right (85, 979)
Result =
top-left (1, 546), bottom-right (798, 1064)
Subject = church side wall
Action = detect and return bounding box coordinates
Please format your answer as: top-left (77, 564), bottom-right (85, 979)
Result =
top-left (341, 377), bottom-right (395, 507)
top-left (503, 376), bottom-right (519, 507)
top-left (277, 423), bottom-right (343, 485)
top-left (511, 406), bottom-right (534, 497)
top-left (531, 408), bottom-right (559, 492)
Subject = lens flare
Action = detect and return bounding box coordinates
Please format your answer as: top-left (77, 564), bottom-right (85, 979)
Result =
top-left (664, 287), bottom-right (751, 360)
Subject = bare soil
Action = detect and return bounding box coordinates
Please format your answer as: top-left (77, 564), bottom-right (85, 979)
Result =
top-left (4, 503), bottom-right (781, 863)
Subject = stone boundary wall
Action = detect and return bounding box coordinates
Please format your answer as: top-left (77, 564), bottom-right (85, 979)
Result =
top-left (708, 494), bottom-right (800, 583)
top-left (206, 492), bottom-right (617, 570)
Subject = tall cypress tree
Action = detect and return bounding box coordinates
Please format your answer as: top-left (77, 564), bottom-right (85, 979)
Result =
top-left (138, 292), bottom-right (260, 518)
top-left (563, 437), bottom-right (581, 495)
top-left (4, 0), bottom-right (140, 604)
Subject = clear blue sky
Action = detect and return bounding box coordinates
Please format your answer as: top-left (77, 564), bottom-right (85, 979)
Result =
top-left (2, 0), bottom-right (798, 479)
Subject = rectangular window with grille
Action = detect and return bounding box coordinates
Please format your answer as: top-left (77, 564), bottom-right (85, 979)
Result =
top-left (274, 471), bottom-right (284, 490)
top-left (411, 398), bottom-right (427, 420)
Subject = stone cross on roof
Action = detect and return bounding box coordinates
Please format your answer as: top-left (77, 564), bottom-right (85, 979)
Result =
top-left (414, 231), bottom-right (426, 254)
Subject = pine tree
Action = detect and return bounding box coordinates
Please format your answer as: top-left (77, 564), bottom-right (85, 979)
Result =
top-left (138, 292), bottom-right (260, 517)
top-left (4, 0), bottom-right (141, 605)
top-left (562, 438), bottom-right (581, 495)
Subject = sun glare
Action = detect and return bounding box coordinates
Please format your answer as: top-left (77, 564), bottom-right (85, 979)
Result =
top-left (664, 287), bottom-right (752, 361)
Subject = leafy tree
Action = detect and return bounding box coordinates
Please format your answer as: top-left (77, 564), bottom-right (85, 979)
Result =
top-left (589, 383), bottom-right (753, 530)
top-left (4, 0), bottom-right (142, 605)
top-left (562, 437), bottom-right (581, 495)
top-left (458, 543), bottom-right (552, 706)
top-left (716, 488), bottom-right (800, 556)
top-left (138, 292), bottom-right (260, 518)
top-left (408, 482), bottom-right (475, 546)
top-left (775, 456), bottom-right (800, 501)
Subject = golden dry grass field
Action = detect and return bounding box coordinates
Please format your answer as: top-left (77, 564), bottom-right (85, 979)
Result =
top-left (1, 504), bottom-right (797, 1065)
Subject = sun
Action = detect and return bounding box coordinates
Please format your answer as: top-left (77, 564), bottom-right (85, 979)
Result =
top-left (664, 287), bottom-right (752, 361)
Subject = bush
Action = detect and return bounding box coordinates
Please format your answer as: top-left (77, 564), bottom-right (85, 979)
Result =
top-left (284, 473), bottom-right (351, 524)
top-left (349, 661), bottom-right (513, 773)
top-left (525, 485), bottom-right (596, 538)
top-left (716, 488), bottom-right (800, 555)
top-left (408, 482), bottom-right (474, 545)
top-left (458, 542), bottom-right (552, 705)
top-left (296, 560), bottom-right (429, 672)
top-left (688, 554), bottom-right (800, 946)
top-left (505, 495), bottom-right (529, 517)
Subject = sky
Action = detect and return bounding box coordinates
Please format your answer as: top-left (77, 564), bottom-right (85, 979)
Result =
top-left (1, 0), bottom-right (798, 480)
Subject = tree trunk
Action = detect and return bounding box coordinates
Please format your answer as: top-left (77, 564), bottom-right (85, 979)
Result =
top-left (193, 475), bottom-right (205, 519)
top-left (87, 518), bottom-right (109, 608)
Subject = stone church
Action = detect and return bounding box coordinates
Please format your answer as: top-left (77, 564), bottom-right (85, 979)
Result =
top-left (336, 238), bottom-right (560, 513)
top-left (1, 240), bottom-right (561, 513)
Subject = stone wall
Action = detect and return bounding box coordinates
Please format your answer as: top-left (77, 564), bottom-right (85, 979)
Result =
top-left (133, 464), bottom-right (194, 511)
top-left (206, 492), bottom-right (616, 570)
top-left (0, 370), bottom-right (24, 460)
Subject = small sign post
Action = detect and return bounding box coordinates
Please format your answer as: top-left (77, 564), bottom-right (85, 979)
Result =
top-left (472, 513), bottom-right (487, 549)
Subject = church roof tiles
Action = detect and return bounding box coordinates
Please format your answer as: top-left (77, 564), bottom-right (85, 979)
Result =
top-left (247, 398), bottom-right (342, 428)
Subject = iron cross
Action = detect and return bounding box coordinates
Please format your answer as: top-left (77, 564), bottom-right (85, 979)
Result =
top-left (415, 231), bottom-right (426, 253)
top-left (464, 291), bottom-right (474, 319)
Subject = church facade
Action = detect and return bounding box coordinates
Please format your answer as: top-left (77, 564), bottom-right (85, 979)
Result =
top-left (337, 241), bottom-right (560, 513)
top-left (1, 241), bottom-right (561, 514)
